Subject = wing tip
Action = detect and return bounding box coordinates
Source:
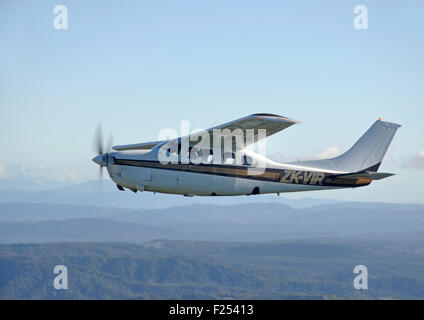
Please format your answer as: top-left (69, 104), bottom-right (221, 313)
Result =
top-left (250, 113), bottom-right (299, 124)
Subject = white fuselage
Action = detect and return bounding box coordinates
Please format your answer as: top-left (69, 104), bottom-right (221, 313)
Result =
top-left (105, 148), bottom-right (356, 196)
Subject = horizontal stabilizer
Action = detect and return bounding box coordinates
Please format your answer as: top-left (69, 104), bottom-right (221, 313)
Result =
top-left (331, 171), bottom-right (394, 181)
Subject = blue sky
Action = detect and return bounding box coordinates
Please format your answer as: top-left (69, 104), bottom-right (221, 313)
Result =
top-left (0, 0), bottom-right (423, 203)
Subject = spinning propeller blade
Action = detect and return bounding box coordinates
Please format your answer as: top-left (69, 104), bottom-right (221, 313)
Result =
top-left (92, 125), bottom-right (113, 180)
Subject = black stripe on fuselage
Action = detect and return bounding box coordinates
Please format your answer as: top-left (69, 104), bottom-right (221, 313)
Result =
top-left (113, 158), bottom-right (371, 188)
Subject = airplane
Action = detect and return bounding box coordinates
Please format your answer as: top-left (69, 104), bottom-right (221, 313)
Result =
top-left (92, 113), bottom-right (400, 197)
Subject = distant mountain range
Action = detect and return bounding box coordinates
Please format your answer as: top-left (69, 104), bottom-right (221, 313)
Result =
top-left (1, 176), bottom-right (423, 244)
top-left (0, 179), bottom-right (342, 209)
top-left (1, 201), bottom-right (423, 243)
top-left (1, 179), bottom-right (424, 300)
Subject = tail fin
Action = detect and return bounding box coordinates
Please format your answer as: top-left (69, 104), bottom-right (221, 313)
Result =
top-left (290, 120), bottom-right (401, 172)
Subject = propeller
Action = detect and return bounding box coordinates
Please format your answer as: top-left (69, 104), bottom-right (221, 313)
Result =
top-left (92, 124), bottom-right (113, 179)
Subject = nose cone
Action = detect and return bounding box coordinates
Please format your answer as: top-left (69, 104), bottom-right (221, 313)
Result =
top-left (92, 154), bottom-right (107, 166)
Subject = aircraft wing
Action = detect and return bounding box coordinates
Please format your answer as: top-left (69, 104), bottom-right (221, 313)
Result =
top-left (188, 113), bottom-right (298, 151)
top-left (112, 113), bottom-right (297, 152)
top-left (113, 140), bottom-right (163, 151)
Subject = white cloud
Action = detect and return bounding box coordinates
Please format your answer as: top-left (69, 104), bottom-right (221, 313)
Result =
top-left (29, 166), bottom-right (89, 183)
top-left (381, 144), bottom-right (396, 166)
top-left (0, 163), bottom-right (90, 184)
top-left (268, 151), bottom-right (291, 162)
top-left (269, 145), bottom-right (343, 163)
top-left (297, 145), bottom-right (343, 161)
top-left (405, 151), bottom-right (424, 169)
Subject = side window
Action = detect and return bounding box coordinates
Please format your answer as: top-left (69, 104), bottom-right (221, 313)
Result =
top-left (188, 146), bottom-right (200, 162)
top-left (200, 149), bottom-right (213, 163)
top-left (166, 144), bottom-right (181, 155)
top-left (243, 155), bottom-right (253, 166)
top-left (223, 152), bottom-right (235, 165)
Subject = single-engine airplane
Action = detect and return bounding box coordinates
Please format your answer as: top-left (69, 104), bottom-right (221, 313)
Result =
top-left (92, 114), bottom-right (400, 197)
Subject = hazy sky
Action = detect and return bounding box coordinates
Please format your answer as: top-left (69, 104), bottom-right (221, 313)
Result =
top-left (0, 0), bottom-right (423, 203)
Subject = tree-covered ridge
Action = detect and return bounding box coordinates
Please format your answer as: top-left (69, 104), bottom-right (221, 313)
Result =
top-left (1, 240), bottom-right (424, 299)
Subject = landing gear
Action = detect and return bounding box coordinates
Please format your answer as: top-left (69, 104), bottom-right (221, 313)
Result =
top-left (251, 187), bottom-right (260, 195)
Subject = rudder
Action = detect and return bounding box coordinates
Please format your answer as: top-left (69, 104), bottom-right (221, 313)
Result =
top-left (289, 120), bottom-right (401, 173)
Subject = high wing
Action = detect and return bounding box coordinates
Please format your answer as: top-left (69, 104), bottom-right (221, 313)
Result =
top-left (202, 113), bottom-right (298, 150)
top-left (175, 113), bottom-right (298, 152)
top-left (112, 113), bottom-right (298, 152)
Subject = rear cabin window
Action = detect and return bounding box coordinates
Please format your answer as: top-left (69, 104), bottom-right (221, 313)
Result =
top-left (243, 155), bottom-right (253, 166)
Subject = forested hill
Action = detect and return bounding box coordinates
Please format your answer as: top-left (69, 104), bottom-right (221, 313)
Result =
top-left (1, 240), bottom-right (424, 299)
